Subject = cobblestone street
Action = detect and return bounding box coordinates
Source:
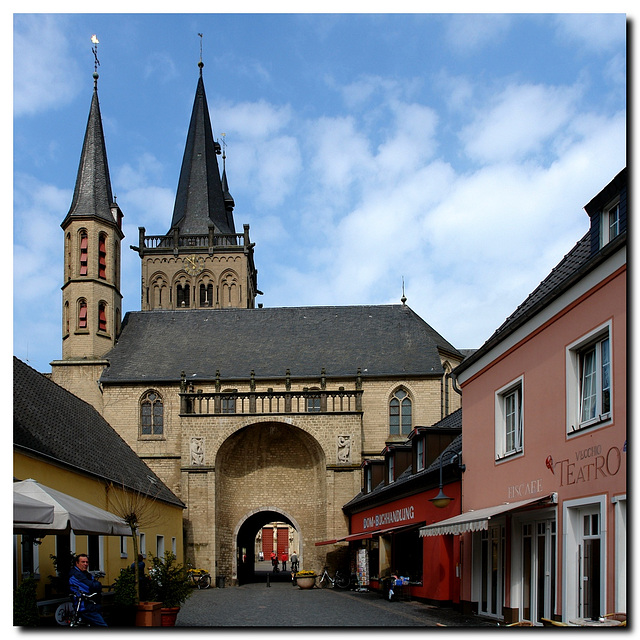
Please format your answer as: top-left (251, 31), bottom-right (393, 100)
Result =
top-left (175, 582), bottom-right (497, 628)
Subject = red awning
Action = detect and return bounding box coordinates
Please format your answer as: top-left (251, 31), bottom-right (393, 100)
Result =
top-left (314, 538), bottom-right (340, 546)
top-left (343, 532), bottom-right (373, 542)
top-left (371, 522), bottom-right (425, 537)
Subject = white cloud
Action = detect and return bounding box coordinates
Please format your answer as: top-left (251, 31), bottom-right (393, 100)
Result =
top-left (460, 83), bottom-right (582, 164)
top-left (13, 14), bottom-right (80, 117)
top-left (553, 14), bottom-right (627, 53)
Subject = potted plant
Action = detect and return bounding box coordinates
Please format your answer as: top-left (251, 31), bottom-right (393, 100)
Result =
top-left (111, 567), bottom-right (138, 627)
top-left (148, 551), bottom-right (192, 626)
top-left (295, 570), bottom-right (317, 589)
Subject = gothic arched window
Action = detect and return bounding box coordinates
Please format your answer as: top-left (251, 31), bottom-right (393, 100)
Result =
top-left (389, 388), bottom-right (412, 435)
top-left (141, 390), bottom-right (164, 436)
top-left (177, 283), bottom-right (190, 308)
top-left (79, 231), bottom-right (89, 276)
top-left (78, 299), bottom-right (88, 329)
top-left (98, 301), bottom-right (107, 332)
top-left (200, 283), bottom-right (213, 307)
top-left (98, 233), bottom-right (107, 279)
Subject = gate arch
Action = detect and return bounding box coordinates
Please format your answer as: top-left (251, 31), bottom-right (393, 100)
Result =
top-left (215, 421), bottom-right (327, 584)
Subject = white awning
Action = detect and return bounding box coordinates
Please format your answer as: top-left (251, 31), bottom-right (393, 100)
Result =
top-left (419, 493), bottom-right (557, 537)
top-left (13, 479), bottom-right (130, 536)
top-left (14, 492), bottom-right (55, 527)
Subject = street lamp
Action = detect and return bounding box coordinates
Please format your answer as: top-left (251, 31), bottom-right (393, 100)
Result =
top-left (429, 450), bottom-right (465, 508)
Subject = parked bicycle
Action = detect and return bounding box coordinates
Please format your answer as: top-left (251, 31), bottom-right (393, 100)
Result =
top-left (318, 566), bottom-right (350, 589)
top-left (55, 592), bottom-right (100, 626)
top-left (187, 565), bottom-right (212, 589)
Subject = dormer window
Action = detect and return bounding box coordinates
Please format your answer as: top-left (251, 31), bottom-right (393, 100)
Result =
top-left (364, 466), bottom-right (372, 493)
top-left (387, 453), bottom-right (395, 483)
top-left (600, 200), bottom-right (620, 247)
top-left (416, 436), bottom-right (425, 472)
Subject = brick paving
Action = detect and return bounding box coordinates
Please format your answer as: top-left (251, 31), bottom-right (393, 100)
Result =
top-left (175, 581), bottom-right (498, 628)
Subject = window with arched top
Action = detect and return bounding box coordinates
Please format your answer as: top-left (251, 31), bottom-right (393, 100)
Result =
top-left (98, 301), bottom-right (107, 332)
top-left (176, 283), bottom-right (190, 308)
top-left (140, 390), bottom-right (164, 436)
top-left (78, 299), bottom-right (88, 329)
top-left (79, 231), bottom-right (89, 276)
top-left (98, 233), bottom-right (107, 279)
top-left (199, 282), bottom-right (213, 307)
top-left (389, 388), bottom-right (412, 435)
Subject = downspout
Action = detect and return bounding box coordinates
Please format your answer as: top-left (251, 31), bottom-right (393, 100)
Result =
top-left (448, 371), bottom-right (463, 396)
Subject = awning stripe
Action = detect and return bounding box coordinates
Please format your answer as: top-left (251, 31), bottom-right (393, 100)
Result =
top-left (419, 493), bottom-right (557, 537)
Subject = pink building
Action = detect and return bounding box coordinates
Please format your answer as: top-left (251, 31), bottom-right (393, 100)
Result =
top-left (421, 169), bottom-right (627, 625)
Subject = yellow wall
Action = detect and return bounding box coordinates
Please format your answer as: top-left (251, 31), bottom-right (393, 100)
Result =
top-left (14, 451), bottom-right (184, 599)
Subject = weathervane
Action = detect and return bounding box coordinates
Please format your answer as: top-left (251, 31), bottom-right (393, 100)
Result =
top-left (221, 133), bottom-right (227, 169)
top-left (91, 35), bottom-right (100, 74)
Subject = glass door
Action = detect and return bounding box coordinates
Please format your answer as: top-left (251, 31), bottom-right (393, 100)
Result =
top-left (522, 518), bottom-right (556, 622)
top-left (578, 509), bottom-right (602, 620)
top-left (479, 525), bottom-right (504, 618)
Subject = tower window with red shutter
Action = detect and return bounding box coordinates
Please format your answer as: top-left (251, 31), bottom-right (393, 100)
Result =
top-left (79, 232), bottom-right (88, 276)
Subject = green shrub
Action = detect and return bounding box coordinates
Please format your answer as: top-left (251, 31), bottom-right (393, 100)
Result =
top-left (148, 552), bottom-right (192, 608)
top-left (13, 576), bottom-right (39, 627)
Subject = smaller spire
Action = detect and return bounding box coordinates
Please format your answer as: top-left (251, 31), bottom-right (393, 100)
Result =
top-left (198, 32), bottom-right (204, 76)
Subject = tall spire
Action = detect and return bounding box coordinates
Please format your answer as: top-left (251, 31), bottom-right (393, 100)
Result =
top-left (169, 61), bottom-right (235, 235)
top-left (63, 41), bottom-right (116, 227)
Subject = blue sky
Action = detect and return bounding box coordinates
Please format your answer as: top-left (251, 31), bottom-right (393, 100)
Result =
top-left (12, 11), bottom-right (627, 373)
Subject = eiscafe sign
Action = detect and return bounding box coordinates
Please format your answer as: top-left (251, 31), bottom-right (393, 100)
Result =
top-left (362, 505), bottom-right (415, 530)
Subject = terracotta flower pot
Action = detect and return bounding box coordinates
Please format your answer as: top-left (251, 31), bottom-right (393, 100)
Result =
top-left (296, 576), bottom-right (316, 589)
top-left (135, 601), bottom-right (162, 627)
top-left (160, 606), bottom-right (181, 626)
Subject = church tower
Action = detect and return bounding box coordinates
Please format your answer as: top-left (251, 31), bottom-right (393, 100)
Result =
top-left (51, 52), bottom-right (123, 410)
top-left (132, 61), bottom-right (259, 311)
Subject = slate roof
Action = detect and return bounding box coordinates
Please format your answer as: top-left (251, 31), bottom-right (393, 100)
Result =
top-left (170, 69), bottom-right (235, 236)
top-left (62, 83), bottom-right (116, 228)
top-left (100, 304), bottom-right (462, 384)
top-left (13, 357), bottom-right (184, 508)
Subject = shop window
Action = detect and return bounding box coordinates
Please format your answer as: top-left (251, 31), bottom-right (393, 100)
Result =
top-left (566, 323), bottom-right (612, 434)
top-left (98, 233), bottom-right (107, 279)
top-left (389, 388), bottom-right (412, 435)
top-left (141, 390), bottom-right (164, 436)
top-left (495, 377), bottom-right (523, 460)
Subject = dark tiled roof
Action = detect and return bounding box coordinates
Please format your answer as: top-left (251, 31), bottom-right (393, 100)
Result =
top-left (170, 72), bottom-right (235, 235)
top-left (13, 357), bottom-right (184, 508)
top-left (62, 86), bottom-right (116, 227)
top-left (418, 407), bottom-right (462, 432)
top-left (100, 304), bottom-right (462, 384)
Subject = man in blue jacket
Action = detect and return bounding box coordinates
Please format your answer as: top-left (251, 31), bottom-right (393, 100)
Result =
top-left (68, 554), bottom-right (107, 626)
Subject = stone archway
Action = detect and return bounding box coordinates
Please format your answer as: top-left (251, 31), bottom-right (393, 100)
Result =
top-left (233, 508), bottom-right (301, 584)
top-left (215, 421), bottom-right (326, 584)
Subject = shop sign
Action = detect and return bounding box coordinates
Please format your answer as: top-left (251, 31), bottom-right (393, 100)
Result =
top-left (362, 505), bottom-right (415, 530)
top-left (507, 478), bottom-right (543, 500)
top-left (545, 444), bottom-right (623, 486)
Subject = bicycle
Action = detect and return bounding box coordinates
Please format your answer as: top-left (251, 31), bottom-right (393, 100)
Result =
top-left (55, 592), bottom-right (100, 626)
top-left (187, 565), bottom-right (212, 589)
top-left (318, 566), bottom-right (350, 589)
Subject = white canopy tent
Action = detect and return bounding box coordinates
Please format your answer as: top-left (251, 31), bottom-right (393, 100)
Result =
top-left (13, 479), bottom-right (130, 536)
top-left (14, 492), bottom-right (55, 527)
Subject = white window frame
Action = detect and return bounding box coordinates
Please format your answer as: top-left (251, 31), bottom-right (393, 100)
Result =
top-left (172, 537), bottom-right (177, 555)
top-left (120, 535), bottom-right (128, 558)
top-left (495, 376), bottom-right (524, 461)
top-left (139, 532), bottom-right (146, 558)
top-left (600, 199), bottom-right (620, 247)
top-left (566, 322), bottom-right (612, 435)
top-left (157, 535), bottom-right (165, 558)
top-left (387, 453), bottom-right (395, 483)
top-left (416, 436), bottom-right (425, 472)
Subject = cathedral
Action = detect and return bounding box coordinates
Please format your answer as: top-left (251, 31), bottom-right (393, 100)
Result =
top-left (50, 59), bottom-right (463, 585)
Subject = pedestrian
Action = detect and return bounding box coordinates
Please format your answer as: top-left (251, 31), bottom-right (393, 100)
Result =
top-left (130, 553), bottom-right (145, 579)
top-left (290, 550), bottom-right (299, 573)
top-left (281, 550), bottom-right (288, 571)
top-left (271, 550), bottom-right (279, 572)
top-left (68, 553), bottom-right (108, 626)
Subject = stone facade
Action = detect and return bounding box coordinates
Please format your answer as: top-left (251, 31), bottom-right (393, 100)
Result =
top-left (95, 372), bottom-right (461, 582)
